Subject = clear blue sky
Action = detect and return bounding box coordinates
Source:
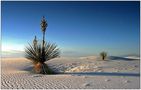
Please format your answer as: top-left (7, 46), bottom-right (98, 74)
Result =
top-left (2, 1), bottom-right (140, 57)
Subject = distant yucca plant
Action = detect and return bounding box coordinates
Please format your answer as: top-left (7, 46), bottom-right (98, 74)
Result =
top-left (25, 39), bottom-right (60, 74)
top-left (100, 51), bottom-right (107, 60)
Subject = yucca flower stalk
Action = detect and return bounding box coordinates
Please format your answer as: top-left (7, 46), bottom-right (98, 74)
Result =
top-left (33, 36), bottom-right (37, 47)
top-left (40, 16), bottom-right (48, 63)
top-left (41, 16), bottom-right (48, 46)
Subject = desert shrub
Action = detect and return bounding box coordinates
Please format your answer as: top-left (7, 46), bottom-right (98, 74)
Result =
top-left (100, 51), bottom-right (107, 60)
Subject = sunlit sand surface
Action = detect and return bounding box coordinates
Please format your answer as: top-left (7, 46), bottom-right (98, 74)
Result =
top-left (1, 56), bottom-right (140, 89)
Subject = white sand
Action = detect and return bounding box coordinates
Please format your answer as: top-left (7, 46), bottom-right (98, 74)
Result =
top-left (1, 56), bottom-right (140, 89)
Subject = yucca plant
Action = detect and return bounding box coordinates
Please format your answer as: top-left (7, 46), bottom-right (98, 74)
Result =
top-left (100, 51), bottom-right (107, 60)
top-left (25, 38), bottom-right (60, 74)
top-left (25, 16), bottom-right (60, 74)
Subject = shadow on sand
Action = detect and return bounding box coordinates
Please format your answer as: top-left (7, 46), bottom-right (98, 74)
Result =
top-left (108, 56), bottom-right (140, 61)
top-left (65, 72), bottom-right (140, 77)
top-left (23, 63), bottom-right (140, 76)
top-left (23, 66), bottom-right (140, 76)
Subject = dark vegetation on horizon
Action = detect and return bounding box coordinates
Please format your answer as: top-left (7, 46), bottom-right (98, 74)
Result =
top-left (100, 51), bottom-right (107, 60)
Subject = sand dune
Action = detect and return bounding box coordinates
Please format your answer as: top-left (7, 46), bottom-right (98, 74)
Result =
top-left (79, 56), bottom-right (98, 60)
top-left (1, 57), bottom-right (140, 89)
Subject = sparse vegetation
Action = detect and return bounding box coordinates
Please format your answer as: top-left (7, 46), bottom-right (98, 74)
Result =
top-left (25, 40), bottom-right (60, 74)
top-left (100, 51), bottom-right (107, 60)
top-left (25, 16), bottom-right (60, 74)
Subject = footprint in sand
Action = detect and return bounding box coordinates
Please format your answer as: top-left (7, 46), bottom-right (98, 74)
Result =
top-left (124, 80), bottom-right (130, 83)
top-left (134, 65), bottom-right (138, 67)
top-left (31, 75), bottom-right (42, 77)
top-left (105, 79), bottom-right (110, 82)
top-left (83, 83), bottom-right (91, 87)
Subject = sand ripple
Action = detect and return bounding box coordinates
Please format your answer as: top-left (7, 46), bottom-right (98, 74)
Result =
top-left (1, 57), bottom-right (140, 89)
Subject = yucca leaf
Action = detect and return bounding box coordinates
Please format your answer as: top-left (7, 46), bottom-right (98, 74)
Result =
top-left (25, 41), bottom-right (60, 63)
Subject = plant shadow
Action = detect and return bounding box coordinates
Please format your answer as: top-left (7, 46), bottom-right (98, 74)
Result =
top-left (65, 72), bottom-right (140, 77)
top-left (108, 56), bottom-right (140, 61)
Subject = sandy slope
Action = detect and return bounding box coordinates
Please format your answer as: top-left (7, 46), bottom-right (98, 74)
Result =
top-left (1, 57), bottom-right (140, 89)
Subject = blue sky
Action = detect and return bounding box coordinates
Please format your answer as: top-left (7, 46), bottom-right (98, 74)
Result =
top-left (2, 1), bottom-right (140, 57)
